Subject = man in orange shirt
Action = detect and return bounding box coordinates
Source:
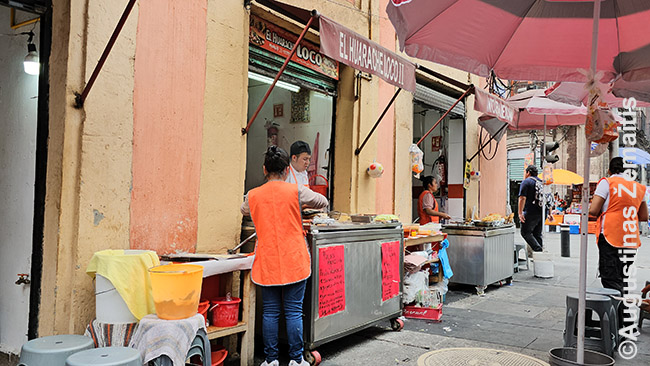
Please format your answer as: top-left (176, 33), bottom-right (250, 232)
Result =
top-left (589, 157), bottom-right (648, 295)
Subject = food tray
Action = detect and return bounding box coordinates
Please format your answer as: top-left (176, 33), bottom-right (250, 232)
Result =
top-left (473, 219), bottom-right (505, 227)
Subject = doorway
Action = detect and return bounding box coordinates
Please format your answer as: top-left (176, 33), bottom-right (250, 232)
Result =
top-left (0, 1), bottom-right (49, 354)
top-left (245, 68), bottom-right (336, 196)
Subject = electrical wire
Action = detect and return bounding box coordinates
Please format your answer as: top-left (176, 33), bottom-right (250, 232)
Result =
top-left (478, 126), bottom-right (499, 161)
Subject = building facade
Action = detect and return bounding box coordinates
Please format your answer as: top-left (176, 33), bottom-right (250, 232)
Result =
top-left (0, 0), bottom-right (507, 354)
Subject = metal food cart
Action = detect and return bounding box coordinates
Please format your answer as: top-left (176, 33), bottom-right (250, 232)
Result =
top-left (302, 222), bottom-right (404, 363)
top-left (442, 224), bottom-right (515, 295)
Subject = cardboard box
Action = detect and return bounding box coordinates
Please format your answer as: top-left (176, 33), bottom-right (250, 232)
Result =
top-left (404, 304), bottom-right (442, 320)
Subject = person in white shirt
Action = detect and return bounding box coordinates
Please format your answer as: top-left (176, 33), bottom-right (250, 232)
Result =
top-left (285, 141), bottom-right (311, 189)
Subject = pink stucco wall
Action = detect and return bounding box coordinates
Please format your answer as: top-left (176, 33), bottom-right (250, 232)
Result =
top-left (130, 0), bottom-right (207, 253)
top-left (376, 0), bottom-right (396, 214)
top-left (479, 129), bottom-right (508, 217)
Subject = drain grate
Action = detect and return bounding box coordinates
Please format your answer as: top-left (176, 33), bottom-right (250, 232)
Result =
top-left (418, 348), bottom-right (549, 366)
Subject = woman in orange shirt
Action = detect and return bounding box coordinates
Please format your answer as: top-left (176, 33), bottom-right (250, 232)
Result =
top-left (418, 175), bottom-right (450, 224)
top-left (241, 146), bottom-right (328, 366)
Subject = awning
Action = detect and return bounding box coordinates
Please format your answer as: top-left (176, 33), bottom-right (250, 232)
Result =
top-left (473, 88), bottom-right (516, 125)
top-left (319, 15), bottom-right (416, 92)
top-left (247, 0), bottom-right (418, 157)
top-left (620, 147), bottom-right (650, 165)
top-left (253, 0), bottom-right (416, 93)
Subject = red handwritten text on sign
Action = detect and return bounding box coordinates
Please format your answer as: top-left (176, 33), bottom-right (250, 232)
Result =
top-left (318, 245), bottom-right (345, 317)
top-left (381, 241), bottom-right (401, 301)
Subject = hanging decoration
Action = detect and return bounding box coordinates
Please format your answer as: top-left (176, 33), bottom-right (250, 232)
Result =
top-left (367, 162), bottom-right (384, 178)
top-left (409, 144), bottom-right (424, 178)
top-left (463, 161), bottom-right (471, 189)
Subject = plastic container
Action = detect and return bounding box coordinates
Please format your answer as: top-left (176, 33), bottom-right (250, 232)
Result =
top-left (211, 346), bottom-right (228, 366)
top-left (96, 275), bottom-right (138, 324)
top-left (198, 300), bottom-right (210, 326)
top-left (548, 347), bottom-right (614, 366)
top-left (533, 252), bottom-right (554, 278)
top-left (94, 249), bottom-right (152, 324)
top-left (309, 174), bottom-right (328, 197)
top-left (149, 264), bottom-right (203, 320)
top-left (210, 297), bottom-right (241, 327)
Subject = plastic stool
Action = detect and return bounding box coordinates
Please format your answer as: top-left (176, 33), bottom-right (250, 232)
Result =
top-left (65, 347), bottom-right (141, 366)
top-left (514, 243), bottom-right (529, 271)
top-left (587, 287), bottom-right (623, 347)
top-left (563, 293), bottom-right (616, 357)
top-left (150, 329), bottom-right (211, 366)
top-left (18, 335), bottom-right (94, 366)
top-left (640, 281), bottom-right (650, 329)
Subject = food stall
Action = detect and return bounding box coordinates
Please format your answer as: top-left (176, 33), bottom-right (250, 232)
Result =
top-left (302, 222), bottom-right (404, 358)
top-left (442, 217), bottom-right (515, 295)
top-left (251, 218), bottom-right (408, 363)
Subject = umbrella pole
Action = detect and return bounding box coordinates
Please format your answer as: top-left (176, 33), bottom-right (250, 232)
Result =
top-left (577, 0), bottom-right (602, 363)
top-left (542, 115), bottom-right (546, 250)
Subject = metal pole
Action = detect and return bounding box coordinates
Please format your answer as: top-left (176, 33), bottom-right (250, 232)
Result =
top-left (416, 86), bottom-right (473, 146)
top-left (467, 122), bottom-right (508, 163)
top-left (242, 13), bottom-right (317, 135)
top-left (577, 1), bottom-right (602, 363)
top-left (355, 88), bottom-right (402, 155)
top-left (542, 115), bottom-right (546, 250)
top-left (74, 0), bottom-right (137, 109)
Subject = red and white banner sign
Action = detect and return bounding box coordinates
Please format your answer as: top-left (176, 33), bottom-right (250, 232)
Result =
top-left (249, 15), bottom-right (339, 80)
top-left (474, 88), bottom-right (517, 124)
top-left (319, 15), bottom-right (416, 93)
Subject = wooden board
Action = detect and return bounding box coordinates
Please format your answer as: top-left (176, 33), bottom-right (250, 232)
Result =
top-left (404, 234), bottom-right (445, 248)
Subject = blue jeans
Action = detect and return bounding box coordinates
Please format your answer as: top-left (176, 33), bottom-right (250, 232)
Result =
top-left (261, 280), bottom-right (307, 363)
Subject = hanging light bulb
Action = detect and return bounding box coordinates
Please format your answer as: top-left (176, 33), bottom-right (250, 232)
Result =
top-left (23, 31), bottom-right (39, 75)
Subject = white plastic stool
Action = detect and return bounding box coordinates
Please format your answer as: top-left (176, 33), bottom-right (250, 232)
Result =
top-left (514, 243), bottom-right (529, 271)
top-left (18, 335), bottom-right (94, 366)
top-left (65, 347), bottom-right (141, 366)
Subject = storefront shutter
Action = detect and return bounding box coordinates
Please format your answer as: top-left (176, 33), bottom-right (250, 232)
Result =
top-left (508, 158), bottom-right (524, 181)
top-left (414, 83), bottom-right (465, 117)
top-left (249, 46), bottom-right (337, 95)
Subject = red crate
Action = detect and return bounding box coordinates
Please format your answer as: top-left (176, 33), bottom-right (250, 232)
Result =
top-left (403, 304), bottom-right (442, 320)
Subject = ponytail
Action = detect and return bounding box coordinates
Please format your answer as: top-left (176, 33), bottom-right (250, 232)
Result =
top-left (264, 145), bottom-right (290, 176)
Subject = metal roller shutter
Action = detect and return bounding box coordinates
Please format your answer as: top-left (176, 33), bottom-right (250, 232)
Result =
top-left (414, 83), bottom-right (465, 117)
top-left (249, 45), bottom-right (337, 95)
top-left (508, 159), bottom-right (525, 181)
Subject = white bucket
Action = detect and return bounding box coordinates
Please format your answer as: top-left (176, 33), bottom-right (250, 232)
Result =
top-left (96, 275), bottom-right (137, 324)
top-left (533, 252), bottom-right (554, 278)
top-left (95, 249), bottom-right (150, 324)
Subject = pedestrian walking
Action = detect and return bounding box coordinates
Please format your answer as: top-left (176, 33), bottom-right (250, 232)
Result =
top-left (518, 165), bottom-right (552, 253)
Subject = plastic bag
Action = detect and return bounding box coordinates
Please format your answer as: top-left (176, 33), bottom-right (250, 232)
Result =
top-left (430, 278), bottom-right (449, 297)
top-left (590, 142), bottom-right (608, 157)
top-left (542, 163), bottom-right (553, 185)
top-left (409, 144), bottom-right (424, 178)
top-left (403, 270), bottom-right (428, 304)
top-left (594, 110), bottom-right (619, 144)
top-left (585, 108), bottom-right (604, 141)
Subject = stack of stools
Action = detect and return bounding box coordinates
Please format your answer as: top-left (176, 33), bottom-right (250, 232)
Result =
top-left (640, 281), bottom-right (650, 329)
top-left (65, 347), bottom-right (141, 366)
top-left (18, 335), bottom-right (94, 366)
top-left (563, 293), bottom-right (617, 357)
top-left (149, 329), bottom-right (211, 366)
top-left (587, 287), bottom-right (622, 347)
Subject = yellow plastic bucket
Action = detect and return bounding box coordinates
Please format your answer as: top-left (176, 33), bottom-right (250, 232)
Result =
top-left (149, 264), bottom-right (203, 320)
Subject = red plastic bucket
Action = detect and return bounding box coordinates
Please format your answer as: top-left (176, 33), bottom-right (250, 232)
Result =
top-left (197, 300), bottom-right (210, 326)
top-left (211, 346), bottom-right (228, 366)
top-left (210, 297), bottom-right (241, 327)
top-left (309, 174), bottom-right (328, 197)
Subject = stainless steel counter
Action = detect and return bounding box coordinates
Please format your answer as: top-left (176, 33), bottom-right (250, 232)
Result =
top-left (442, 224), bottom-right (515, 294)
top-left (304, 223), bottom-right (404, 349)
